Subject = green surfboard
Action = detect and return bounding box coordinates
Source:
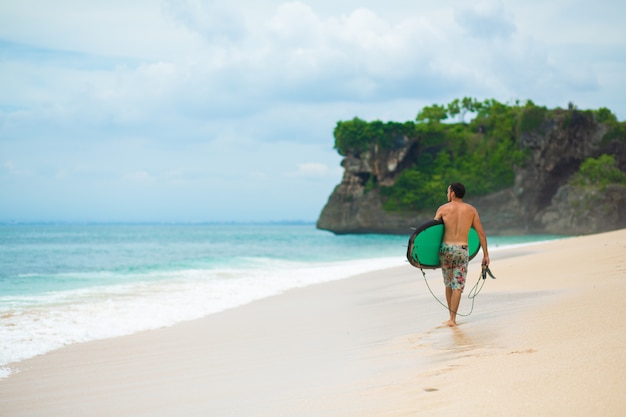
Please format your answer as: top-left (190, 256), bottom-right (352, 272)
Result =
top-left (407, 219), bottom-right (480, 269)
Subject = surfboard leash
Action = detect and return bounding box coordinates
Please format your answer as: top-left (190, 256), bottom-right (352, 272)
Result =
top-left (418, 265), bottom-right (496, 317)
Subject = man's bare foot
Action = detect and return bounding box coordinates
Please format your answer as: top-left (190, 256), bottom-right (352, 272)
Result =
top-left (444, 320), bottom-right (457, 327)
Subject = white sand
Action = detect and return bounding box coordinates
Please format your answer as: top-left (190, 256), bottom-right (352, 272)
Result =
top-left (1, 229), bottom-right (625, 416)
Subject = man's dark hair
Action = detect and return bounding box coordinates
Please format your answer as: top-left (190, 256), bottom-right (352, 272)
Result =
top-left (450, 183), bottom-right (466, 198)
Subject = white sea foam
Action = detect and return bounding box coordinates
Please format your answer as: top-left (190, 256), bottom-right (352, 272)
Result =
top-left (0, 256), bottom-right (403, 375)
top-left (2, 223), bottom-right (563, 381)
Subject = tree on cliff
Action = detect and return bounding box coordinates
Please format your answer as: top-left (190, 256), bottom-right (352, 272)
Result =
top-left (573, 154), bottom-right (626, 188)
top-left (381, 98), bottom-right (528, 211)
top-left (332, 98), bottom-right (625, 213)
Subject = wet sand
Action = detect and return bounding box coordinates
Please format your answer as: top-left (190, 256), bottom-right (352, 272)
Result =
top-left (1, 229), bottom-right (625, 416)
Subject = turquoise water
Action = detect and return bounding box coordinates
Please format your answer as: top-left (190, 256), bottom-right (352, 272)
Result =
top-left (0, 223), bottom-right (562, 375)
top-left (1, 224), bottom-right (406, 295)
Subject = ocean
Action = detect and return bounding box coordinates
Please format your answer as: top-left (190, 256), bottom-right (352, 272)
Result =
top-left (0, 223), bottom-right (562, 377)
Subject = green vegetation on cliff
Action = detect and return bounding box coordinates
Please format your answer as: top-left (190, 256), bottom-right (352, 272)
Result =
top-left (572, 154), bottom-right (626, 188)
top-left (333, 118), bottom-right (417, 156)
top-left (333, 98), bottom-right (624, 212)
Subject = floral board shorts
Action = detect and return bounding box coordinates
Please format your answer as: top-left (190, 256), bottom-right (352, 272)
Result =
top-left (439, 243), bottom-right (469, 291)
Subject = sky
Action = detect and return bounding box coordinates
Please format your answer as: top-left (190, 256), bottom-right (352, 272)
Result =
top-left (1, 0), bottom-right (625, 223)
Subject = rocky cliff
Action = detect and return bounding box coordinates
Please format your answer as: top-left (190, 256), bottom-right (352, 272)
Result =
top-left (317, 109), bottom-right (626, 235)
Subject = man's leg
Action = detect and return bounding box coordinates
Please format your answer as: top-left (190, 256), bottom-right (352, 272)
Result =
top-left (445, 247), bottom-right (468, 327)
top-left (447, 289), bottom-right (462, 327)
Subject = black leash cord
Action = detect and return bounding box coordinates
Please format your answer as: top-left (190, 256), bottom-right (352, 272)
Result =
top-left (419, 266), bottom-right (496, 317)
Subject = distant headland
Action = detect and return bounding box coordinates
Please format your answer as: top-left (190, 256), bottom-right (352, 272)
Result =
top-left (317, 98), bottom-right (626, 235)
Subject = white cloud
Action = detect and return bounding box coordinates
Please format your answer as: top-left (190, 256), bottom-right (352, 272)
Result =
top-left (2, 160), bottom-right (31, 176)
top-left (267, 2), bottom-right (322, 44)
top-left (455, 2), bottom-right (516, 40)
top-left (292, 162), bottom-right (336, 177)
top-left (0, 0), bottom-right (625, 222)
top-left (163, 0), bottom-right (247, 42)
top-left (124, 170), bottom-right (153, 184)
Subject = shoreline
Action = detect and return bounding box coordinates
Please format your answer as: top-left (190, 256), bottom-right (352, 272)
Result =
top-left (0, 234), bottom-right (560, 374)
top-left (1, 229), bottom-right (625, 416)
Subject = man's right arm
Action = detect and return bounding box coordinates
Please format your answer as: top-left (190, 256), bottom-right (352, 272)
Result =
top-left (434, 205), bottom-right (443, 221)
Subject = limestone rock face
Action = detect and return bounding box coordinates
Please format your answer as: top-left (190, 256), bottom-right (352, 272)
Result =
top-left (317, 111), bottom-right (626, 235)
top-left (537, 184), bottom-right (626, 235)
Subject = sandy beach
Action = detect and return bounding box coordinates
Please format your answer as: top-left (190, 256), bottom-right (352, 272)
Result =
top-left (1, 229), bottom-right (625, 416)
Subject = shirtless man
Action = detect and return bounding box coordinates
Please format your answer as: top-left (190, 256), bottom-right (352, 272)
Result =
top-left (434, 183), bottom-right (489, 327)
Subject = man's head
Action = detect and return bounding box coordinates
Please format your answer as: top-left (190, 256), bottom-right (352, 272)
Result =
top-left (449, 183), bottom-right (466, 199)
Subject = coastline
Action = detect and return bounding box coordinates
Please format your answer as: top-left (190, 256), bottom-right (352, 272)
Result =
top-left (1, 229), bottom-right (625, 416)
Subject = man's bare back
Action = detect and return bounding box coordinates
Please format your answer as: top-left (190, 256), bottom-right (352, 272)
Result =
top-left (435, 201), bottom-right (477, 245)
top-left (434, 186), bottom-right (489, 258)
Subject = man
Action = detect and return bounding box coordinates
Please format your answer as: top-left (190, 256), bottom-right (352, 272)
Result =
top-left (434, 183), bottom-right (489, 327)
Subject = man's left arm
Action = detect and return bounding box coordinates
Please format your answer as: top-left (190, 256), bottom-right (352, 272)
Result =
top-left (472, 210), bottom-right (490, 266)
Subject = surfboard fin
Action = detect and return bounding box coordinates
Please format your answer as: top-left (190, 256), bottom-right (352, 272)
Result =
top-left (481, 265), bottom-right (496, 279)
